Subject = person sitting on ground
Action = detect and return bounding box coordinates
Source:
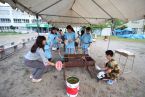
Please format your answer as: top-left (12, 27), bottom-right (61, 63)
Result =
top-left (96, 50), bottom-right (120, 84)
top-left (24, 36), bottom-right (55, 83)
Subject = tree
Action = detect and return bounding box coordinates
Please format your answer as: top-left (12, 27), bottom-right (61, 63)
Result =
top-left (112, 19), bottom-right (125, 29)
top-left (88, 23), bottom-right (108, 31)
top-left (10, 25), bottom-right (16, 32)
top-left (89, 19), bottom-right (125, 30)
top-left (88, 19), bottom-right (126, 35)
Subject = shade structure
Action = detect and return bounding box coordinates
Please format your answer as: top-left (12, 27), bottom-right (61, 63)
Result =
top-left (0, 0), bottom-right (145, 25)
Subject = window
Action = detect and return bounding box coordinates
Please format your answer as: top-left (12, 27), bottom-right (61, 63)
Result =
top-left (23, 19), bottom-right (29, 23)
top-left (32, 19), bottom-right (42, 23)
top-left (13, 19), bottom-right (21, 23)
top-left (0, 18), bottom-right (11, 23)
top-left (13, 19), bottom-right (29, 23)
top-left (26, 19), bottom-right (29, 23)
top-left (0, 26), bottom-right (10, 30)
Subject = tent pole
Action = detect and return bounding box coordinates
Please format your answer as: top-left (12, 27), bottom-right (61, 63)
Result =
top-left (91, 0), bottom-right (112, 18)
top-left (72, 9), bottom-right (91, 24)
top-left (143, 15), bottom-right (145, 34)
top-left (71, 0), bottom-right (77, 9)
top-left (36, 14), bottom-right (39, 35)
top-left (38, 0), bottom-right (62, 13)
top-left (13, 0), bottom-right (36, 14)
top-left (40, 14), bottom-right (108, 20)
top-left (107, 18), bottom-right (114, 50)
top-left (50, 21), bottom-right (89, 25)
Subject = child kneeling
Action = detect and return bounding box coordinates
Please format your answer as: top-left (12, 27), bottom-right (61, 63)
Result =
top-left (97, 50), bottom-right (120, 84)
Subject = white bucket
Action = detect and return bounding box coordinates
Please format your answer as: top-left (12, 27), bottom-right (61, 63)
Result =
top-left (66, 77), bottom-right (79, 97)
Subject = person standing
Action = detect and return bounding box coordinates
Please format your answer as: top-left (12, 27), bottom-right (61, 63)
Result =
top-left (81, 27), bottom-right (93, 54)
top-left (44, 39), bottom-right (52, 61)
top-left (64, 25), bottom-right (77, 54)
top-left (24, 36), bottom-right (55, 83)
top-left (44, 27), bottom-right (57, 61)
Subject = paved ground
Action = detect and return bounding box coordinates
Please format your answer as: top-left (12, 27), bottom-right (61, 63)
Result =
top-left (0, 34), bottom-right (145, 97)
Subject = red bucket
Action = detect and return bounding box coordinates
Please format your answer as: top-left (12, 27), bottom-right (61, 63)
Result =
top-left (66, 77), bottom-right (79, 97)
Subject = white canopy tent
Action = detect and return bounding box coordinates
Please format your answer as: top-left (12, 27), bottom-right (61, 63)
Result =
top-left (0, 0), bottom-right (145, 49)
top-left (0, 0), bottom-right (145, 25)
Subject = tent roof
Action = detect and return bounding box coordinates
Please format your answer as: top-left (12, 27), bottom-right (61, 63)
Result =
top-left (1, 0), bottom-right (145, 25)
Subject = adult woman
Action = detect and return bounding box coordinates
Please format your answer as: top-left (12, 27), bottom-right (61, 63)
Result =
top-left (64, 25), bottom-right (77, 54)
top-left (24, 36), bottom-right (55, 83)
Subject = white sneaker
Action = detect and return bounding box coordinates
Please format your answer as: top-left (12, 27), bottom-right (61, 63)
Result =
top-left (30, 74), bottom-right (33, 79)
top-left (95, 65), bottom-right (101, 70)
top-left (32, 78), bottom-right (42, 83)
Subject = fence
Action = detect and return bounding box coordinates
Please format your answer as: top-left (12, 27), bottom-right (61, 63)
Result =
top-left (0, 37), bottom-right (36, 61)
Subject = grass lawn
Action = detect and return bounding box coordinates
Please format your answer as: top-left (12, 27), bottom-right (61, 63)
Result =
top-left (97, 36), bottom-right (145, 43)
top-left (0, 32), bottom-right (22, 36)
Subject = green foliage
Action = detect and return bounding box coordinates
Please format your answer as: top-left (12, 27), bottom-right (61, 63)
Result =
top-left (97, 36), bottom-right (145, 43)
top-left (89, 23), bottom-right (108, 30)
top-left (10, 25), bottom-right (16, 30)
top-left (10, 25), bottom-right (16, 32)
top-left (113, 19), bottom-right (125, 28)
top-left (89, 19), bottom-right (125, 30)
top-left (0, 31), bottom-right (21, 36)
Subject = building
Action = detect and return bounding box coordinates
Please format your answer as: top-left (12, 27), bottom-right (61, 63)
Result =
top-left (125, 19), bottom-right (145, 34)
top-left (0, 3), bottom-right (51, 33)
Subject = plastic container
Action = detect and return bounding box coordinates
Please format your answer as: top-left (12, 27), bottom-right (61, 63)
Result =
top-left (66, 77), bottom-right (79, 97)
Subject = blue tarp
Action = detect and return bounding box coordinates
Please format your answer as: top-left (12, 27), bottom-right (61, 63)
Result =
top-left (115, 28), bottom-right (133, 35)
top-left (118, 34), bottom-right (145, 39)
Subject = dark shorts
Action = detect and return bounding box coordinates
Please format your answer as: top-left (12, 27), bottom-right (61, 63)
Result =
top-left (75, 42), bottom-right (78, 47)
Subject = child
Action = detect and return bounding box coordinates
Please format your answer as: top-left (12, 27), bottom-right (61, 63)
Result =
top-left (45, 27), bottom-right (57, 61)
top-left (44, 40), bottom-right (52, 61)
top-left (55, 28), bottom-right (62, 50)
top-left (45, 27), bottom-right (61, 60)
top-left (64, 25), bottom-right (77, 54)
top-left (81, 27), bottom-right (93, 54)
top-left (97, 50), bottom-right (120, 84)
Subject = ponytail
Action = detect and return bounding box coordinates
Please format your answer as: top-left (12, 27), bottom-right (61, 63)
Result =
top-left (31, 43), bottom-right (38, 53)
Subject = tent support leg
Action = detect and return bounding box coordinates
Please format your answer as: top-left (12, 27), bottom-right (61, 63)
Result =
top-left (36, 14), bottom-right (39, 35)
top-left (107, 18), bottom-right (114, 50)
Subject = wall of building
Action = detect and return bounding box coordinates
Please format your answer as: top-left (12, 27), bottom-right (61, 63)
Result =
top-left (126, 19), bottom-right (145, 34)
top-left (0, 3), bottom-right (44, 33)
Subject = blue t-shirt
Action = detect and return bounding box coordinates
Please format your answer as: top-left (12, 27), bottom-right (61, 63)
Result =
top-left (64, 32), bottom-right (76, 48)
top-left (44, 40), bottom-right (52, 59)
top-left (48, 33), bottom-right (56, 42)
top-left (44, 33), bottom-right (55, 59)
top-left (81, 33), bottom-right (92, 48)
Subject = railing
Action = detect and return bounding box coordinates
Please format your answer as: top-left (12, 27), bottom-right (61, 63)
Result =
top-left (0, 37), bottom-right (36, 61)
